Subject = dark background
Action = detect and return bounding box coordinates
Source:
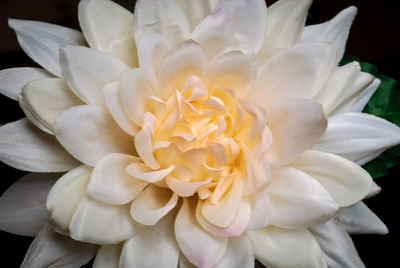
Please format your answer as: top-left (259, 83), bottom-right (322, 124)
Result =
top-left (0, 0), bottom-right (399, 267)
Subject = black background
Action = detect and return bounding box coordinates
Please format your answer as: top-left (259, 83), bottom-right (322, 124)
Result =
top-left (0, 0), bottom-right (399, 267)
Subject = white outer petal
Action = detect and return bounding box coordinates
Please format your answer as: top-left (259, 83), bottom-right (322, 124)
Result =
top-left (8, 19), bottom-right (85, 76)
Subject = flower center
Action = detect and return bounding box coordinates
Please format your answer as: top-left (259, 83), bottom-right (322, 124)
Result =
top-left (135, 75), bottom-right (272, 201)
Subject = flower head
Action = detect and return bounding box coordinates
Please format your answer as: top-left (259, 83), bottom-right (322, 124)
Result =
top-left (0, 0), bottom-right (399, 267)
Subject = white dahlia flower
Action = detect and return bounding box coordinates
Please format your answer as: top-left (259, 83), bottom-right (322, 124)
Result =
top-left (0, 0), bottom-right (399, 267)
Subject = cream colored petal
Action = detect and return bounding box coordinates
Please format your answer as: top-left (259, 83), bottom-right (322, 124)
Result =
top-left (176, 0), bottom-right (219, 30)
top-left (204, 50), bottom-right (254, 97)
top-left (134, 126), bottom-right (161, 170)
top-left (0, 118), bottom-right (80, 172)
top-left (126, 163), bottom-right (174, 183)
top-left (0, 67), bottom-right (52, 100)
top-left (292, 150), bottom-right (373, 207)
top-left (268, 167), bottom-right (338, 228)
top-left (54, 105), bottom-right (134, 166)
top-left (248, 226), bottom-right (327, 268)
top-left (197, 199), bottom-right (251, 238)
top-left (202, 178), bottom-right (244, 227)
top-left (120, 68), bottom-right (159, 126)
top-left (8, 19), bottom-right (85, 76)
top-left (241, 146), bottom-right (271, 196)
top-left (175, 198), bottom-right (228, 268)
top-left (18, 95), bottom-right (52, 135)
top-left (21, 224), bottom-right (97, 268)
top-left (46, 165), bottom-right (92, 233)
top-left (130, 184), bottom-right (178, 225)
top-left (258, 0), bottom-right (312, 64)
top-left (313, 62), bottom-right (360, 115)
top-left (265, 99), bottom-right (327, 167)
top-left (60, 46), bottom-right (129, 106)
top-left (93, 244), bottom-right (122, 268)
top-left (70, 196), bottom-right (137, 244)
top-left (215, 235), bottom-right (254, 268)
top-left (301, 6), bottom-right (357, 63)
top-left (21, 78), bottom-right (84, 132)
top-left (0, 173), bottom-right (58, 237)
top-left (136, 33), bottom-right (171, 77)
top-left (191, 9), bottom-right (235, 61)
top-left (134, 0), bottom-right (190, 46)
top-left (87, 153), bottom-right (148, 205)
top-left (246, 42), bottom-right (337, 109)
top-left (103, 81), bottom-right (140, 136)
top-left (158, 40), bottom-right (209, 99)
top-left (120, 210), bottom-right (179, 268)
top-left (166, 176), bottom-right (211, 197)
top-left (78, 0), bottom-right (137, 67)
top-left (314, 113), bottom-right (400, 166)
top-left (217, 0), bottom-right (267, 51)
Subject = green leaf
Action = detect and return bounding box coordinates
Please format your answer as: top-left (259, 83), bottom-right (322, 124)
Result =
top-left (340, 54), bottom-right (400, 178)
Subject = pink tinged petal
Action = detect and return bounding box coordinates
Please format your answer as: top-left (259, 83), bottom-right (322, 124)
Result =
top-left (133, 0), bottom-right (190, 47)
top-left (176, 0), bottom-right (219, 30)
top-left (201, 178), bottom-right (244, 227)
top-left (53, 105), bottom-right (134, 167)
top-left (59, 46), bottom-right (129, 106)
top-left (126, 163), bottom-right (174, 183)
top-left (247, 188), bottom-right (271, 230)
top-left (0, 67), bottom-right (52, 100)
top-left (246, 42), bottom-right (337, 110)
top-left (204, 50), bottom-right (254, 97)
top-left (46, 165), bottom-right (92, 233)
top-left (78, 0), bottom-right (137, 67)
top-left (0, 118), bottom-right (80, 172)
top-left (166, 176), bottom-right (211, 197)
top-left (301, 6), bottom-right (358, 63)
top-left (313, 62), bottom-right (361, 115)
top-left (87, 153), bottom-right (148, 205)
top-left (120, 68), bottom-right (159, 126)
top-left (136, 33), bottom-right (171, 77)
top-left (268, 167), bottom-right (338, 229)
top-left (93, 244), bottom-right (122, 268)
top-left (120, 211), bottom-right (179, 268)
top-left (8, 19), bottom-right (85, 76)
top-left (310, 220), bottom-right (365, 268)
top-left (215, 235), bottom-right (254, 268)
top-left (70, 196), bottom-right (137, 244)
top-left (103, 81), bottom-right (140, 136)
top-left (0, 173), bottom-right (58, 237)
top-left (191, 9), bottom-right (236, 61)
top-left (158, 40), bottom-right (209, 99)
top-left (265, 99), bottom-right (327, 167)
top-left (218, 0), bottom-right (267, 51)
top-left (175, 198), bottom-right (228, 268)
top-left (340, 202), bottom-right (388, 235)
top-left (350, 78), bottom-right (381, 113)
top-left (196, 199), bottom-right (251, 238)
top-left (20, 78), bottom-right (84, 133)
top-left (291, 150), bottom-right (373, 207)
top-left (130, 184), bottom-right (178, 225)
top-left (314, 112), bottom-right (400, 166)
top-left (21, 224), bottom-right (97, 268)
top-left (258, 0), bottom-right (312, 63)
top-left (248, 226), bottom-right (327, 268)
